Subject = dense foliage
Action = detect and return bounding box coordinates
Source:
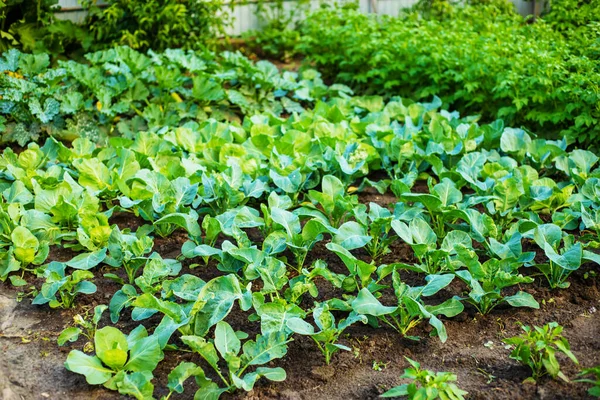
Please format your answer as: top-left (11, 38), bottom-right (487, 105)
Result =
top-left (289, 2), bottom-right (600, 148)
top-left (1, 48), bottom-right (599, 397)
top-left (2, 1), bottom-right (600, 398)
top-left (0, 47), bottom-right (344, 146)
top-left (0, 0), bottom-right (230, 55)
top-left (542, 0), bottom-right (600, 33)
top-left (0, 0), bottom-right (87, 53)
top-left (81, 0), bottom-right (230, 51)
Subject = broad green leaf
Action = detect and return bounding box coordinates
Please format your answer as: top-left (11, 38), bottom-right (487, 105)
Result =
top-left (286, 317), bottom-right (315, 335)
top-left (270, 207), bottom-right (301, 237)
top-left (124, 335), bottom-right (163, 372)
top-left (116, 371), bottom-right (154, 400)
top-left (64, 350), bottom-right (113, 385)
top-left (57, 327), bottom-right (81, 346)
top-left (505, 291), bottom-right (539, 309)
top-left (167, 362), bottom-right (203, 394)
top-left (66, 248), bottom-right (107, 270)
top-left (351, 288), bottom-right (396, 316)
top-left (215, 321), bottom-right (241, 358)
top-left (241, 332), bottom-right (288, 366)
top-left (333, 221), bottom-right (372, 250)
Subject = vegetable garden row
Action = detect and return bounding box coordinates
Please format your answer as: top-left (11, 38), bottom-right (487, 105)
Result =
top-left (1, 44), bottom-right (599, 399)
top-left (1, 0), bottom-right (600, 398)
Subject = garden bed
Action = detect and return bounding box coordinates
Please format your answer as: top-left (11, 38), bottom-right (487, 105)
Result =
top-left (1, 190), bottom-right (598, 400)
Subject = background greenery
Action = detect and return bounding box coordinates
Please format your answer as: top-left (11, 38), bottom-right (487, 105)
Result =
top-left (1, 0), bottom-right (599, 147)
top-left (285, 0), bottom-right (600, 148)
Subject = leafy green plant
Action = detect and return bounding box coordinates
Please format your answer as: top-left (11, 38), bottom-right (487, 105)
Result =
top-left (180, 321), bottom-right (288, 396)
top-left (301, 175), bottom-right (357, 228)
top-left (267, 208), bottom-right (331, 271)
top-left (104, 227), bottom-right (154, 284)
top-left (576, 366), bottom-right (600, 397)
top-left (392, 218), bottom-right (473, 274)
top-left (58, 305), bottom-right (107, 352)
top-left (454, 246), bottom-right (539, 314)
top-left (381, 357), bottom-right (468, 399)
top-left (32, 262), bottom-right (97, 308)
top-left (287, 303), bottom-right (367, 364)
top-left (293, 5), bottom-right (600, 148)
top-left (354, 202), bottom-right (396, 262)
top-left (65, 325), bottom-right (164, 399)
top-left (503, 322), bottom-right (579, 382)
top-left (530, 224), bottom-right (586, 288)
top-left (351, 272), bottom-right (463, 342)
top-left (397, 178), bottom-right (466, 239)
top-left (81, 0), bottom-right (229, 51)
top-left (0, 0), bottom-right (87, 53)
top-left (0, 225), bottom-right (48, 281)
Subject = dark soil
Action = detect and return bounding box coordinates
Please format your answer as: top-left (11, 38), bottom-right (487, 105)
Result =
top-left (1, 192), bottom-right (599, 400)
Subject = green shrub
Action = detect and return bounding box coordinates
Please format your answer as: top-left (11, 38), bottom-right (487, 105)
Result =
top-left (81, 0), bottom-right (230, 51)
top-left (0, 0), bottom-right (88, 53)
top-left (293, 5), bottom-right (600, 148)
top-left (542, 0), bottom-right (600, 33)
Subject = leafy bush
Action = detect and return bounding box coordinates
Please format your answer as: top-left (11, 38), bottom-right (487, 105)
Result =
top-left (0, 0), bottom-right (88, 53)
top-left (293, 5), bottom-right (600, 148)
top-left (542, 0), bottom-right (600, 33)
top-left (81, 0), bottom-right (230, 51)
top-left (241, 0), bottom-right (311, 60)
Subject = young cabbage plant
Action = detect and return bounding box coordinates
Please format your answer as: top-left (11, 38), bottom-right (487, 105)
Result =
top-left (529, 224), bottom-right (586, 289)
top-left (76, 213), bottom-right (113, 251)
top-left (454, 246), bottom-right (539, 314)
top-left (381, 357), bottom-right (468, 399)
top-left (219, 242), bottom-right (288, 297)
top-left (392, 218), bottom-right (473, 274)
top-left (284, 259), bottom-right (347, 304)
top-left (326, 242), bottom-right (377, 290)
top-left (259, 191), bottom-right (294, 238)
top-left (485, 232), bottom-right (536, 264)
top-left (580, 204), bottom-right (600, 248)
top-left (301, 174), bottom-right (357, 228)
top-left (1, 226), bottom-right (49, 281)
top-left (286, 303), bottom-right (367, 364)
top-left (398, 178), bottom-right (467, 239)
top-left (129, 254), bottom-right (183, 297)
top-left (32, 262), bottom-right (97, 309)
top-left (181, 322), bottom-right (289, 397)
top-left (121, 171), bottom-right (201, 238)
top-left (269, 168), bottom-right (310, 205)
top-left (555, 149), bottom-right (599, 186)
top-left (104, 227), bottom-right (154, 284)
top-left (58, 305), bottom-right (108, 352)
top-left (188, 274), bottom-right (253, 337)
top-left (251, 294), bottom-right (308, 335)
top-left (269, 207), bottom-right (332, 272)
top-left (65, 326), bottom-right (164, 400)
top-left (522, 177), bottom-right (574, 217)
top-left (196, 163), bottom-right (266, 215)
top-left (351, 271), bottom-right (463, 343)
top-left (503, 322), bottom-right (579, 383)
top-left (353, 202), bottom-right (396, 262)
top-left (29, 176), bottom-right (105, 243)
